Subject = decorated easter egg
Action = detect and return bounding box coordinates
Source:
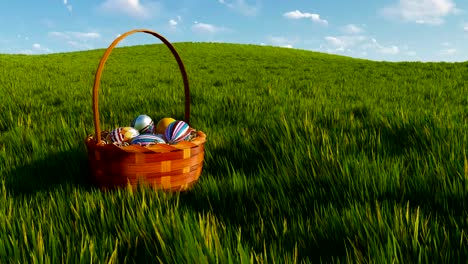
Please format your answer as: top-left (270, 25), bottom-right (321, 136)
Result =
top-left (155, 117), bottom-right (176, 134)
top-left (131, 114), bottom-right (154, 134)
top-left (130, 134), bottom-right (166, 146)
top-left (164, 120), bottom-right (192, 144)
top-left (107, 127), bottom-right (139, 143)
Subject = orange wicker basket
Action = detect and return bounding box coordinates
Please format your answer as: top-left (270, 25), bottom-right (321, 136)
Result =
top-left (85, 29), bottom-right (206, 191)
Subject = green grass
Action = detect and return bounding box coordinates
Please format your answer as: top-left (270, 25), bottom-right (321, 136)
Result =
top-left (1, 42), bottom-right (468, 263)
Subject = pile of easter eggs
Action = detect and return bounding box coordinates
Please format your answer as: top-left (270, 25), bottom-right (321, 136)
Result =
top-left (103, 114), bottom-right (196, 147)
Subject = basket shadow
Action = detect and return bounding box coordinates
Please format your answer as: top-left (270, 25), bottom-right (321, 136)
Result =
top-left (178, 174), bottom-right (353, 262)
top-left (5, 147), bottom-right (93, 196)
top-left (202, 135), bottom-right (273, 180)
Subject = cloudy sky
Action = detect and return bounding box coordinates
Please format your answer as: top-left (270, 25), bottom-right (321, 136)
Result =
top-left (1, 0), bottom-right (468, 61)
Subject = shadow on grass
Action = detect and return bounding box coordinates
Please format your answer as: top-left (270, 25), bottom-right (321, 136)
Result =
top-left (202, 139), bottom-right (266, 180)
top-left (179, 167), bottom-right (468, 262)
top-left (178, 174), bottom-right (353, 262)
top-left (4, 146), bottom-right (93, 196)
top-left (178, 115), bottom-right (467, 262)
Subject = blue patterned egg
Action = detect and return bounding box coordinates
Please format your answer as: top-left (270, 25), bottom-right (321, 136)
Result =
top-left (130, 134), bottom-right (166, 146)
top-left (131, 114), bottom-right (154, 134)
top-left (107, 127), bottom-right (139, 143)
top-left (164, 120), bottom-right (192, 144)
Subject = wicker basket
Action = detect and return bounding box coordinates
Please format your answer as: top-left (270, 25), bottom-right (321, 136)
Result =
top-left (85, 29), bottom-right (206, 191)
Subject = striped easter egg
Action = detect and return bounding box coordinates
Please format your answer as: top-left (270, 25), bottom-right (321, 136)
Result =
top-left (130, 134), bottom-right (166, 146)
top-left (131, 114), bottom-right (154, 134)
top-left (107, 127), bottom-right (139, 143)
top-left (164, 120), bottom-right (192, 144)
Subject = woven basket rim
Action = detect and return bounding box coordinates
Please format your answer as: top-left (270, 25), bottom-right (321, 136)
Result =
top-left (86, 130), bottom-right (206, 153)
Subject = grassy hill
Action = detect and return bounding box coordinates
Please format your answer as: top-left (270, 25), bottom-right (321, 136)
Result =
top-left (0, 42), bottom-right (468, 262)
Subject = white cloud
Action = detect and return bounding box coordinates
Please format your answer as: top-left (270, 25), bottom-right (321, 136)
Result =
top-left (324, 36), bottom-right (343, 47)
top-left (379, 45), bottom-right (400, 55)
top-left (49, 31), bottom-right (101, 50)
top-left (283, 10), bottom-right (328, 25)
top-left (49, 31), bottom-right (101, 39)
top-left (30, 43), bottom-right (52, 53)
top-left (342, 24), bottom-right (364, 34)
top-left (169, 19), bottom-right (178, 27)
top-left (368, 38), bottom-right (400, 55)
top-left (77, 32), bottom-right (100, 39)
top-left (67, 41), bottom-right (93, 50)
top-left (63, 0), bottom-right (72, 12)
top-left (19, 49), bottom-right (33, 55)
top-left (464, 24), bottom-right (468, 32)
top-left (324, 35), bottom-right (366, 50)
top-left (269, 36), bottom-right (289, 44)
top-left (192, 22), bottom-right (227, 34)
top-left (168, 16), bottom-right (181, 28)
top-left (218, 0), bottom-right (259, 16)
top-left (99, 0), bottom-right (159, 19)
top-left (324, 36), bottom-right (400, 56)
top-left (441, 41), bottom-right (451, 46)
top-left (267, 36), bottom-right (297, 48)
top-left (440, 48), bottom-right (456, 55)
top-left (380, 0), bottom-right (458, 25)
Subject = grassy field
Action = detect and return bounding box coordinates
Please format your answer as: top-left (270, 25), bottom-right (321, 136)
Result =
top-left (1, 41), bottom-right (468, 263)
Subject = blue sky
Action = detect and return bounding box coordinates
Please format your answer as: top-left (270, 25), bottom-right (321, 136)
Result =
top-left (1, 0), bottom-right (468, 62)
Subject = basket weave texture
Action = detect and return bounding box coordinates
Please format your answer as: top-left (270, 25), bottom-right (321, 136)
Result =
top-left (85, 29), bottom-right (206, 191)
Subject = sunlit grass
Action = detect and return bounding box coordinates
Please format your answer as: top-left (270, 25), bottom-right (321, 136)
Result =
top-left (0, 42), bottom-right (467, 262)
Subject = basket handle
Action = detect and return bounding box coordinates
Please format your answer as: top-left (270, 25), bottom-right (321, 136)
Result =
top-left (92, 29), bottom-right (190, 144)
